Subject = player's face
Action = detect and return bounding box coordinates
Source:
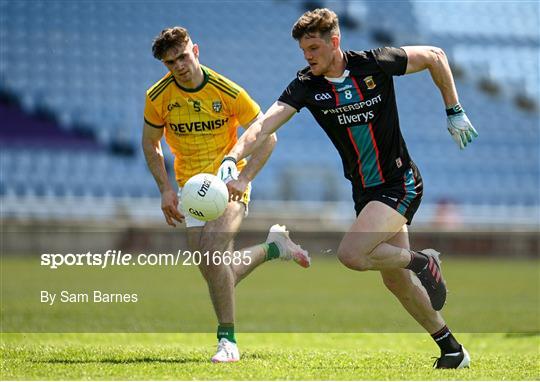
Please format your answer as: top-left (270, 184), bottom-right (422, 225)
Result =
top-left (298, 33), bottom-right (336, 76)
top-left (161, 41), bottom-right (200, 84)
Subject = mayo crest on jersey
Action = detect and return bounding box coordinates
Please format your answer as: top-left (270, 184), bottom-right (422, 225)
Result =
top-left (144, 65), bottom-right (260, 186)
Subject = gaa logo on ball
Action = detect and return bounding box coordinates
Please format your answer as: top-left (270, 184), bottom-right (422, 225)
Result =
top-left (181, 173), bottom-right (229, 221)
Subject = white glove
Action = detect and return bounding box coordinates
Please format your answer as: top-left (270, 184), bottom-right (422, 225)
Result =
top-left (218, 156), bottom-right (239, 183)
top-left (446, 104), bottom-right (478, 150)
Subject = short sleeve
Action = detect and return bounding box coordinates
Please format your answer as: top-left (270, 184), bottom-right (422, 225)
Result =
top-left (278, 78), bottom-right (306, 112)
top-left (371, 47), bottom-right (408, 77)
top-left (144, 94), bottom-right (165, 128)
top-left (233, 88), bottom-right (261, 127)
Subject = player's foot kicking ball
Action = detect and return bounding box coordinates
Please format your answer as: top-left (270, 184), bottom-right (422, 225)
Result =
top-left (266, 224), bottom-right (311, 268)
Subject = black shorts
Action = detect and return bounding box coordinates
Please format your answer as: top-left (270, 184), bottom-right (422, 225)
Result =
top-left (353, 162), bottom-right (423, 225)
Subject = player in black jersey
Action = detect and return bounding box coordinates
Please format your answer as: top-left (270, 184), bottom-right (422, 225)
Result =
top-left (219, 8), bottom-right (477, 368)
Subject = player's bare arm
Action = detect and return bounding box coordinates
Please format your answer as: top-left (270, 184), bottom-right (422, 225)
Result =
top-left (141, 122), bottom-right (184, 226)
top-left (402, 46), bottom-right (458, 107)
top-left (229, 101), bottom-right (296, 161)
top-left (226, 113), bottom-right (278, 201)
top-left (221, 102), bottom-right (296, 199)
top-left (402, 46), bottom-right (478, 149)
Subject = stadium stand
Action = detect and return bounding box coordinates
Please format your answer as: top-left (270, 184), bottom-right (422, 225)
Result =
top-left (0, 0), bottom-right (538, 225)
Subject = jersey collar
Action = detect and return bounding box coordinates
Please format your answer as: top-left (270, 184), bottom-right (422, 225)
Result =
top-left (324, 69), bottom-right (350, 84)
top-left (173, 67), bottom-right (209, 93)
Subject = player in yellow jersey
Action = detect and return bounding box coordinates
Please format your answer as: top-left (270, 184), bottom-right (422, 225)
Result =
top-left (141, 27), bottom-right (310, 363)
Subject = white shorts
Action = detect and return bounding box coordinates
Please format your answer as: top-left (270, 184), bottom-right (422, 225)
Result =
top-left (178, 183), bottom-right (251, 228)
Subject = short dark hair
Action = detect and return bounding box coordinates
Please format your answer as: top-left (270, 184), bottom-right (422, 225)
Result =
top-left (152, 26), bottom-right (190, 60)
top-left (292, 8), bottom-right (340, 41)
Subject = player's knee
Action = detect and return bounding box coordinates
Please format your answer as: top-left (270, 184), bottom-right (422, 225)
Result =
top-left (199, 238), bottom-right (225, 255)
top-left (198, 261), bottom-right (229, 281)
top-left (199, 231), bottom-right (232, 254)
top-left (198, 237), bottom-right (215, 253)
top-left (337, 244), bottom-right (370, 271)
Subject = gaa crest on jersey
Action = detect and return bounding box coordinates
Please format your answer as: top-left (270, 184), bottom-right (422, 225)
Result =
top-left (167, 101), bottom-right (181, 111)
top-left (212, 101), bottom-right (222, 112)
top-left (364, 76), bottom-right (376, 90)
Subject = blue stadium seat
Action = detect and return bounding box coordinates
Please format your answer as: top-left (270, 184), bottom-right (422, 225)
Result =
top-left (0, 0), bottom-right (538, 206)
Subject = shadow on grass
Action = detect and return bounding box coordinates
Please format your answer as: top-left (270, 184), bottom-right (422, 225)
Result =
top-left (33, 351), bottom-right (288, 364)
top-left (32, 356), bottom-right (205, 364)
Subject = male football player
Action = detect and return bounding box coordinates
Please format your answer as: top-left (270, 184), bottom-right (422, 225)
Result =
top-left (142, 27), bottom-right (310, 363)
top-left (220, 9), bottom-right (477, 368)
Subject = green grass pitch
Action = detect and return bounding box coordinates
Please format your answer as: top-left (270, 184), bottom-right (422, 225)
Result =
top-left (2, 333), bottom-right (539, 380)
top-left (1, 256), bottom-right (539, 380)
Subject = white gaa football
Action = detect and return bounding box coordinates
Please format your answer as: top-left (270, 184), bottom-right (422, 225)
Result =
top-left (181, 173), bottom-right (229, 221)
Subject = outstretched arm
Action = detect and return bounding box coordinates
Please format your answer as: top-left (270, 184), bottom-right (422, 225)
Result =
top-left (142, 122), bottom-right (184, 226)
top-left (219, 101), bottom-right (296, 200)
top-left (236, 113), bottom-right (278, 182)
top-left (225, 113), bottom-right (278, 201)
top-left (402, 45), bottom-right (458, 107)
top-left (229, 101), bottom-right (296, 161)
top-left (402, 46), bottom-right (478, 149)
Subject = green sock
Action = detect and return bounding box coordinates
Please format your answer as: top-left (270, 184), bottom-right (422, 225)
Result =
top-left (264, 242), bottom-right (280, 261)
top-left (217, 324), bottom-right (236, 343)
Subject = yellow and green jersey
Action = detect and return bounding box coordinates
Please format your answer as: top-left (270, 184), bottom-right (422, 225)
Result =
top-left (144, 65), bottom-right (260, 186)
